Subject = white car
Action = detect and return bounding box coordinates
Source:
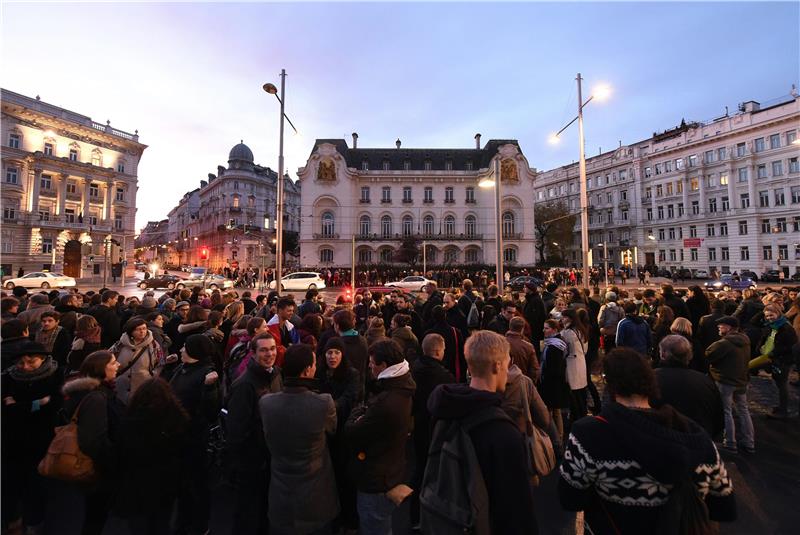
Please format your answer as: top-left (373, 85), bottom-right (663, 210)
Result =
top-left (4, 272), bottom-right (76, 289)
top-left (385, 276), bottom-right (436, 292)
top-left (176, 274), bottom-right (234, 290)
top-left (268, 272), bottom-right (326, 291)
top-left (693, 270), bottom-right (710, 279)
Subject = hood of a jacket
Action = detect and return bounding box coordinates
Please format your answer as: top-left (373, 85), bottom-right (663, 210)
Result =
top-left (62, 376), bottom-right (102, 396)
top-left (725, 332), bottom-right (750, 348)
top-left (427, 383), bottom-right (504, 421)
top-left (600, 402), bottom-right (711, 484)
top-left (375, 369), bottom-right (416, 395)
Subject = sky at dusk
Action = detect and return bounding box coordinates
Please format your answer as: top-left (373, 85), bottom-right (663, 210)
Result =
top-left (3, 1), bottom-right (798, 230)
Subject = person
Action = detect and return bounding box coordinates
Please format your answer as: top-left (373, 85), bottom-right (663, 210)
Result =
top-left (558, 347), bottom-right (737, 534)
top-left (1, 342), bottom-right (63, 534)
top-left (506, 316), bottom-right (540, 382)
top-left (749, 303), bottom-right (798, 418)
top-left (65, 315), bottom-right (103, 376)
top-left (539, 319), bottom-right (571, 451)
top-left (168, 334), bottom-right (221, 535)
top-left (598, 292), bottom-right (625, 352)
top-left (316, 337), bottom-right (361, 532)
top-left (297, 288), bottom-right (322, 318)
top-left (59, 350), bottom-right (126, 535)
top-left (487, 299), bottom-right (516, 335)
top-left (1, 295), bottom-right (19, 323)
top-left (686, 286), bottom-right (711, 333)
top-left (112, 378), bottom-right (189, 535)
top-left (224, 331), bottom-right (282, 535)
top-left (260, 344), bottom-right (339, 534)
top-left (443, 291), bottom-right (469, 341)
top-left (345, 339), bottom-right (416, 535)
top-left (146, 311), bottom-right (173, 357)
top-left (165, 301), bottom-right (191, 353)
top-left (560, 308), bottom-right (588, 422)
top-left (34, 310), bottom-right (72, 367)
top-left (705, 316), bottom-right (755, 454)
top-left (365, 316), bottom-right (387, 347)
top-left (88, 290), bottom-right (121, 348)
top-left (661, 283), bottom-right (690, 320)
top-left (409, 333), bottom-right (455, 528)
top-left (332, 309), bottom-right (369, 400)
top-left (1, 319), bottom-right (31, 371)
top-left (522, 283), bottom-right (546, 353)
top-left (296, 312), bottom-right (324, 347)
top-left (267, 297), bottom-right (300, 367)
top-left (696, 298), bottom-right (726, 363)
top-left (638, 288), bottom-right (660, 326)
top-left (615, 301), bottom-right (652, 357)
top-left (733, 288), bottom-right (765, 358)
top-left (426, 330), bottom-right (538, 534)
top-left (424, 305), bottom-right (466, 383)
top-left (654, 335), bottom-right (723, 438)
top-left (420, 282), bottom-right (443, 328)
top-left (390, 313), bottom-right (421, 362)
top-left (112, 318), bottom-right (164, 405)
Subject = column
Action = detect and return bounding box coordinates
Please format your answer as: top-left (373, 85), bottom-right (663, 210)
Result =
top-left (82, 178), bottom-right (91, 220)
top-left (104, 180), bottom-right (114, 222)
top-left (57, 173), bottom-right (68, 216)
top-left (726, 164), bottom-right (735, 213)
top-left (747, 162), bottom-right (756, 210)
top-left (30, 168), bottom-right (42, 213)
top-left (681, 173), bottom-right (689, 220)
top-left (698, 168), bottom-right (706, 216)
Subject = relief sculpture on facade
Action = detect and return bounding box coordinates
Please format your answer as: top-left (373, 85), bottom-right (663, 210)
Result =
top-left (317, 159), bottom-right (336, 181)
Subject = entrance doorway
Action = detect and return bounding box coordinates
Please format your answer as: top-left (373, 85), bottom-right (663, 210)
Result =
top-left (645, 252), bottom-right (656, 266)
top-left (63, 240), bottom-right (82, 278)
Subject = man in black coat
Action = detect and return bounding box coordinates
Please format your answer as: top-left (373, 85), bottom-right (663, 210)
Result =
top-left (224, 332), bottom-right (282, 534)
top-left (695, 299), bottom-right (726, 368)
top-left (165, 301), bottom-right (191, 354)
top-left (420, 283), bottom-right (443, 329)
top-left (88, 290), bottom-right (121, 348)
top-left (427, 331), bottom-right (537, 534)
top-left (654, 335), bottom-right (723, 438)
top-left (487, 300), bottom-right (516, 335)
top-left (660, 284), bottom-right (690, 320)
top-left (410, 333), bottom-right (455, 528)
top-left (523, 284), bottom-right (546, 352)
top-left (345, 339), bottom-right (416, 535)
top-left (333, 309), bottom-right (369, 401)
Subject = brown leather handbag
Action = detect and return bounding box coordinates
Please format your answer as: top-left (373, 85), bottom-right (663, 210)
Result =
top-left (38, 397), bottom-right (97, 483)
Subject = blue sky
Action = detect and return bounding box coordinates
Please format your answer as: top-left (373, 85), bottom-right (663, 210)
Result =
top-left (3, 1), bottom-right (798, 229)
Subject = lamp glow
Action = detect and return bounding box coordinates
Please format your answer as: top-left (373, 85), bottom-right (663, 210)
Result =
top-left (548, 133), bottom-right (560, 145)
top-left (478, 177), bottom-right (495, 188)
top-left (592, 83), bottom-right (612, 102)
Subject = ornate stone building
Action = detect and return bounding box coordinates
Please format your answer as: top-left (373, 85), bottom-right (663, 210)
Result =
top-left (535, 94), bottom-right (800, 278)
top-left (162, 142), bottom-right (301, 270)
top-left (297, 135), bottom-right (537, 267)
top-left (1, 89), bottom-right (146, 279)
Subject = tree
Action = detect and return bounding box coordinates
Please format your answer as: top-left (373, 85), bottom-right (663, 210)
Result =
top-left (394, 235), bottom-right (421, 268)
top-left (269, 230), bottom-right (300, 262)
top-left (534, 201), bottom-right (577, 265)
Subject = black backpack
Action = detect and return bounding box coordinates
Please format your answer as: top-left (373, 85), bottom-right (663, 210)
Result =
top-left (420, 406), bottom-right (511, 535)
top-left (655, 475), bottom-right (718, 535)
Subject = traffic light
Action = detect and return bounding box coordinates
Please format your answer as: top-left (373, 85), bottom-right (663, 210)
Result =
top-left (200, 246), bottom-right (209, 260)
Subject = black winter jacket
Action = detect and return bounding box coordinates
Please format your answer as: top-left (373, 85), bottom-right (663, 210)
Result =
top-left (654, 361), bottom-right (724, 438)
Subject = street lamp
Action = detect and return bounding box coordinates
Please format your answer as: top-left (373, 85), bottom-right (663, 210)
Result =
top-left (549, 74), bottom-right (612, 289)
top-left (263, 71), bottom-right (299, 296)
top-left (597, 242), bottom-right (609, 287)
top-left (479, 158), bottom-right (503, 288)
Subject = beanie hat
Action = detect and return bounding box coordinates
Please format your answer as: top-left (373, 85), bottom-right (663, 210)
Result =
top-left (324, 337), bottom-right (345, 353)
top-left (183, 334), bottom-right (215, 363)
top-left (140, 296), bottom-right (158, 309)
top-left (162, 298), bottom-right (176, 309)
top-left (716, 316), bottom-right (739, 329)
top-left (12, 286), bottom-right (28, 298)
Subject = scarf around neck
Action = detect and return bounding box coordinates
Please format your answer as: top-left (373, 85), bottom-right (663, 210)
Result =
top-left (9, 356), bottom-right (59, 382)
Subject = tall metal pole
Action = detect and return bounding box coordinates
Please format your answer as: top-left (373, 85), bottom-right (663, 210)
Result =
top-left (121, 235), bottom-right (126, 287)
top-left (275, 68), bottom-right (287, 294)
top-left (577, 73), bottom-right (590, 290)
top-left (350, 235), bottom-right (356, 291)
top-left (603, 241), bottom-right (609, 288)
top-left (494, 158), bottom-right (504, 288)
top-left (423, 240), bottom-right (427, 275)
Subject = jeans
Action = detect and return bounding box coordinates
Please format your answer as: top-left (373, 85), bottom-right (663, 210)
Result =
top-left (357, 491), bottom-right (396, 535)
top-left (716, 382), bottom-right (755, 450)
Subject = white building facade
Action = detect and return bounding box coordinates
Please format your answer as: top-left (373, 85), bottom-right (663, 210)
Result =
top-left (1, 89), bottom-right (146, 279)
top-left (535, 95), bottom-right (800, 278)
top-left (160, 142), bottom-right (301, 270)
top-left (298, 135), bottom-right (537, 268)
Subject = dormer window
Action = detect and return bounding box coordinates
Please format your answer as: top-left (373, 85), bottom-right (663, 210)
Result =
top-left (362, 160), bottom-right (369, 171)
top-left (404, 160), bottom-right (411, 171)
top-left (424, 160), bottom-right (432, 171)
top-left (465, 160), bottom-right (473, 171)
top-left (445, 160), bottom-right (453, 171)
top-left (382, 160), bottom-right (390, 171)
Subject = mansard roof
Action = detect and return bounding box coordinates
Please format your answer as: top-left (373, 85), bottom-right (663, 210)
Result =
top-left (310, 138), bottom-right (523, 171)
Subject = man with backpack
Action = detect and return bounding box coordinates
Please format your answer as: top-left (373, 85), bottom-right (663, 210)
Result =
top-left (423, 330), bottom-right (538, 534)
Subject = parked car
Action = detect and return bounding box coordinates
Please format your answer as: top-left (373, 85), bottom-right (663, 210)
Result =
top-left (760, 270), bottom-right (782, 283)
top-left (4, 272), bottom-right (76, 290)
top-left (675, 268), bottom-right (693, 280)
top-left (507, 275), bottom-right (544, 290)
top-left (268, 272), bottom-right (327, 291)
top-left (656, 268), bottom-right (672, 278)
top-left (693, 269), bottom-right (710, 279)
top-left (385, 275), bottom-right (436, 292)
top-left (138, 274), bottom-right (183, 290)
top-left (704, 275), bottom-right (757, 292)
top-left (176, 274), bottom-right (234, 290)
top-left (791, 272), bottom-right (800, 282)
top-left (739, 270), bottom-right (759, 282)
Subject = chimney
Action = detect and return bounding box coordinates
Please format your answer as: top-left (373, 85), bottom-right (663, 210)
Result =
top-left (352, 132), bottom-right (358, 149)
top-left (474, 133), bottom-right (481, 149)
top-left (396, 138), bottom-right (401, 149)
top-left (740, 100), bottom-right (760, 113)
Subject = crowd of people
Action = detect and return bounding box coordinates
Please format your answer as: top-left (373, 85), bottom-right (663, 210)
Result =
top-left (1, 276), bottom-right (799, 535)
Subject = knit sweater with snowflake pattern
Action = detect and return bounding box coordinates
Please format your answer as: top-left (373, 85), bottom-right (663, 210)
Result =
top-left (558, 402), bottom-right (736, 534)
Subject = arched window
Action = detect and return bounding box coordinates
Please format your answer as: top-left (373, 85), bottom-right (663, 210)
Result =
top-left (91, 148), bottom-right (103, 167)
top-left (358, 248), bottom-right (372, 263)
top-left (465, 248), bottom-right (479, 263)
top-left (502, 211), bottom-right (515, 237)
top-left (381, 215), bottom-right (393, 238)
top-left (380, 248), bottom-right (393, 263)
top-left (444, 215), bottom-right (455, 236)
top-left (444, 248), bottom-right (458, 264)
top-left (320, 249), bottom-right (334, 263)
top-left (402, 215), bottom-right (413, 236)
top-left (359, 215), bottom-right (371, 236)
top-left (425, 245), bottom-right (437, 264)
top-left (321, 211), bottom-right (335, 237)
top-left (423, 215), bottom-right (435, 236)
top-left (464, 215), bottom-right (477, 237)
top-left (504, 247), bottom-right (517, 263)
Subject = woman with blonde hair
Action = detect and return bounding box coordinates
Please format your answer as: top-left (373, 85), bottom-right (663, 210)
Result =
top-left (669, 317), bottom-right (693, 341)
top-left (220, 301), bottom-right (245, 345)
top-left (750, 303), bottom-right (798, 418)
